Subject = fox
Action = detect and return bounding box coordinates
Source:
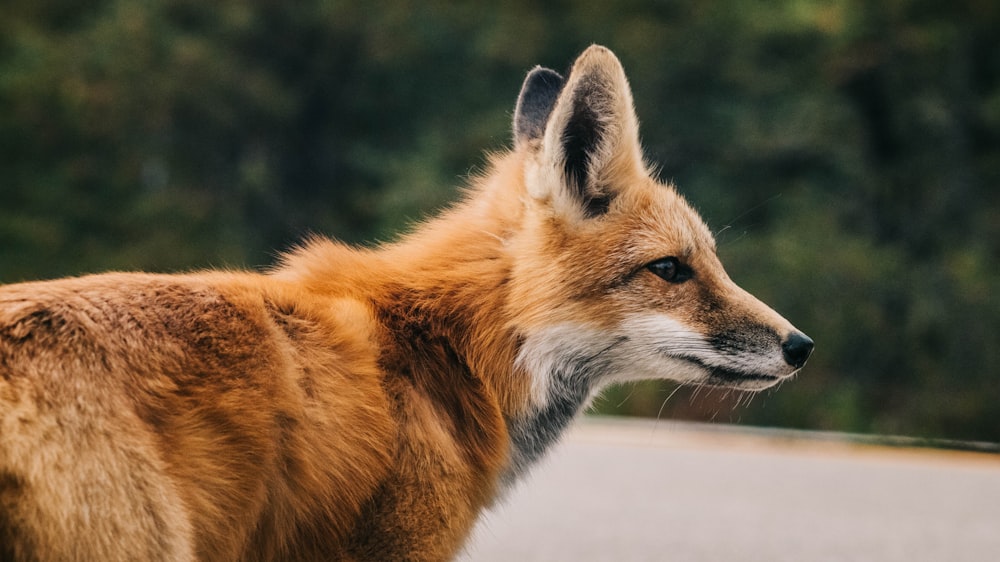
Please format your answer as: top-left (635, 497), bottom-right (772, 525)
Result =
top-left (0, 45), bottom-right (812, 561)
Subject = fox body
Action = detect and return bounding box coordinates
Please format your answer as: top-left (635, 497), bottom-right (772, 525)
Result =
top-left (0, 46), bottom-right (812, 561)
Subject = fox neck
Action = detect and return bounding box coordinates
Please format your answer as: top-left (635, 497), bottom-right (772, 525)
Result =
top-left (280, 154), bottom-right (598, 486)
top-left (376, 236), bottom-right (599, 487)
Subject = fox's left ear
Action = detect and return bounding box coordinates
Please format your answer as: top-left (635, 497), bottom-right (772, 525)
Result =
top-left (513, 66), bottom-right (564, 149)
top-left (523, 45), bottom-right (646, 218)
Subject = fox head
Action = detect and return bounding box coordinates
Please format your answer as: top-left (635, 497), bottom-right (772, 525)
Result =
top-left (504, 46), bottom-right (813, 426)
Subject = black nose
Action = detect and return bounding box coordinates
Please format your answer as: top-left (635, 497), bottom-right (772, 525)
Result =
top-left (781, 332), bottom-right (814, 368)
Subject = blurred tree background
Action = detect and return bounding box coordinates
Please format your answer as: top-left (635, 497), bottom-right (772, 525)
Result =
top-left (1, 1), bottom-right (997, 442)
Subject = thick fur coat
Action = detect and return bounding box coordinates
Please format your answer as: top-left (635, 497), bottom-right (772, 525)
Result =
top-left (0, 46), bottom-right (812, 561)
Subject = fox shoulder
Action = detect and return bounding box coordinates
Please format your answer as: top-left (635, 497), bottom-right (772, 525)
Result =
top-left (0, 273), bottom-right (396, 555)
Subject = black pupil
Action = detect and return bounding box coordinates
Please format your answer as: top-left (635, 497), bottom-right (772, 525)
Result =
top-left (651, 258), bottom-right (677, 281)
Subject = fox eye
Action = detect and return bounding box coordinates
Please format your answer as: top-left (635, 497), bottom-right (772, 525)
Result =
top-left (646, 257), bottom-right (692, 283)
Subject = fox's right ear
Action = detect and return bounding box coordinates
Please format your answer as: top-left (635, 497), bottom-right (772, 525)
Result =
top-left (523, 46), bottom-right (646, 220)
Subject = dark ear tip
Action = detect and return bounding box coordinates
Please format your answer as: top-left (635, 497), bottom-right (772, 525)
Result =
top-left (513, 66), bottom-right (565, 147)
top-left (526, 66), bottom-right (563, 83)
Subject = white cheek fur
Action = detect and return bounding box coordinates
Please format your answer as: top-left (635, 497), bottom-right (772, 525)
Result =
top-left (516, 313), bottom-right (794, 412)
top-left (505, 313), bottom-right (795, 483)
top-left (515, 323), bottom-right (614, 410)
top-left (617, 313), bottom-right (794, 381)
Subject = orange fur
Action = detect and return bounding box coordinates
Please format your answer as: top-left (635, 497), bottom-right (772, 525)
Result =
top-left (0, 46), bottom-right (811, 561)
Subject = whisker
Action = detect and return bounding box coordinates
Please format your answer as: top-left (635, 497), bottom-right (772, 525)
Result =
top-left (721, 193), bottom-right (783, 230)
top-left (656, 384), bottom-right (685, 421)
top-left (717, 229), bottom-right (751, 248)
top-left (615, 383), bottom-right (637, 408)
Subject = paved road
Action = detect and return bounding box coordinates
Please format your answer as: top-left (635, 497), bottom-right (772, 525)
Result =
top-left (459, 417), bottom-right (1000, 562)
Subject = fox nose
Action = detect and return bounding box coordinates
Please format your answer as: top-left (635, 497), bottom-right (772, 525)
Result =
top-left (781, 332), bottom-right (814, 369)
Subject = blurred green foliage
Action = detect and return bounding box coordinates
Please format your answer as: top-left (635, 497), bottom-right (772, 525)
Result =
top-left (2, 1), bottom-right (998, 441)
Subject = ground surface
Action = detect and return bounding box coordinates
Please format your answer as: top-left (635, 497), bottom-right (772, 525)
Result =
top-left (459, 417), bottom-right (1000, 562)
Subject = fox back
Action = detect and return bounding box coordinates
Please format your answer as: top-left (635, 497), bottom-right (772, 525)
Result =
top-left (0, 46), bottom-right (812, 561)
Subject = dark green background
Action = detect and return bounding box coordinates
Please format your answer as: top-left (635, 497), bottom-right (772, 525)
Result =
top-left (2, 1), bottom-right (998, 442)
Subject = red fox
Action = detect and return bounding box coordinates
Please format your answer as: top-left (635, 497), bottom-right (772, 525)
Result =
top-left (0, 46), bottom-right (812, 561)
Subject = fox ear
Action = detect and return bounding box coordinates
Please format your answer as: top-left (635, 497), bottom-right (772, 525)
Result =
top-left (513, 66), bottom-right (565, 148)
top-left (528, 46), bottom-right (645, 218)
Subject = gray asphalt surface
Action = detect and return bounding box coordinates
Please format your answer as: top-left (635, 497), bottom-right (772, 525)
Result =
top-left (459, 417), bottom-right (1000, 562)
